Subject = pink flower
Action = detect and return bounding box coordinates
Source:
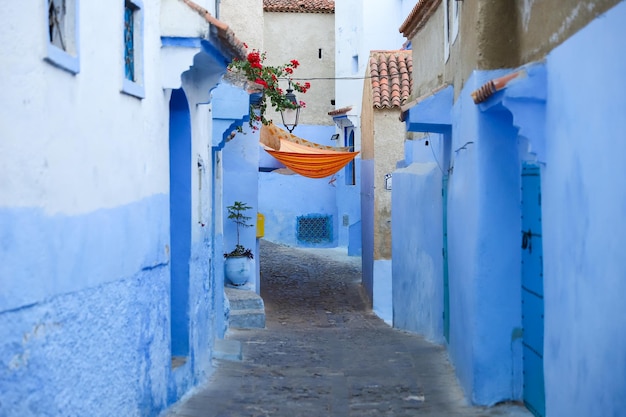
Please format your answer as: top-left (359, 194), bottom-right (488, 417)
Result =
top-left (299, 101), bottom-right (307, 108)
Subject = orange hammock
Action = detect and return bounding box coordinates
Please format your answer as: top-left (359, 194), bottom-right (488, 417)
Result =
top-left (260, 124), bottom-right (359, 179)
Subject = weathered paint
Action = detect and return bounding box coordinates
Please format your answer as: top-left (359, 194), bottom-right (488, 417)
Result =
top-left (0, 195), bottom-right (174, 415)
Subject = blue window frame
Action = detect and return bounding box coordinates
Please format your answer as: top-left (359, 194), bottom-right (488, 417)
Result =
top-left (345, 129), bottom-right (356, 185)
top-left (45, 0), bottom-right (80, 74)
top-left (121, 0), bottom-right (145, 98)
top-left (124, 3), bottom-right (135, 81)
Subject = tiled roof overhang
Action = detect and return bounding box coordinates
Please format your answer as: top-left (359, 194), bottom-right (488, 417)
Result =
top-left (328, 106), bottom-right (353, 116)
top-left (369, 50), bottom-right (413, 109)
top-left (182, 0), bottom-right (247, 61)
top-left (263, 0), bottom-right (335, 13)
top-left (399, 0), bottom-right (441, 39)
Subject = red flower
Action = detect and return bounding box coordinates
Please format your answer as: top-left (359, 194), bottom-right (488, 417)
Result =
top-left (290, 59), bottom-right (300, 68)
top-left (285, 67), bottom-right (293, 74)
top-left (304, 82), bottom-right (311, 89)
top-left (247, 51), bottom-right (261, 65)
top-left (299, 101), bottom-right (307, 108)
top-left (243, 42), bottom-right (248, 49)
top-left (255, 78), bottom-right (269, 89)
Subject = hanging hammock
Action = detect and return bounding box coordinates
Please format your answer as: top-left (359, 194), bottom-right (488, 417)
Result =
top-left (260, 124), bottom-right (359, 179)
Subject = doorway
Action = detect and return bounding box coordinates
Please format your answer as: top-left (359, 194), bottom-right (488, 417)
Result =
top-left (169, 88), bottom-right (191, 359)
top-left (521, 163), bottom-right (545, 417)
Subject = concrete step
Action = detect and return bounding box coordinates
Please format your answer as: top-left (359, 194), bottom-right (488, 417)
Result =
top-left (229, 308), bottom-right (266, 329)
top-left (225, 287), bottom-right (265, 310)
top-left (213, 339), bottom-right (242, 362)
top-left (224, 287), bottom-right (266, 329)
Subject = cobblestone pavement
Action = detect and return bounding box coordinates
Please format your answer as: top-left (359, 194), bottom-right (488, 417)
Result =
top-left (165, 240), bottom-right (531, 417)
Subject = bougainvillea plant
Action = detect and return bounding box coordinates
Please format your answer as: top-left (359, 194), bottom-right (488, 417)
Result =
top-left (228, 45), bottom-right (310, 129)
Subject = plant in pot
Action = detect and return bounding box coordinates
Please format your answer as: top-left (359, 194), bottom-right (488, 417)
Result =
top-left (224, 201), bottom-right (254, 286)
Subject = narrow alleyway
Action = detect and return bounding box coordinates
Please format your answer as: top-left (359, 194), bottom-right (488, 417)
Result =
top-left (165, 240), bottom-right (531, 417)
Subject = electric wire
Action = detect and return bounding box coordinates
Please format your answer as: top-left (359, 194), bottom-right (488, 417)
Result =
top-left (427, 133), bottom-right (446, 176)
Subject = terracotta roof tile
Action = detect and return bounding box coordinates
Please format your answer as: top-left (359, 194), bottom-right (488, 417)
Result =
top-left (369, 50), bottom-right (413, 109)
top-left (399, 0), bottom-right (441, 39)
top-left (182, 0), bottom-right (247, 60)
top-left (328, 106), bottom-right (353, 116)
top-left (264, 0), bottom-right (335, 13)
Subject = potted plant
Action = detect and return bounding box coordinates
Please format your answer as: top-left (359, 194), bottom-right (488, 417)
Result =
top-left (224, 201), bottom-right (254, 286)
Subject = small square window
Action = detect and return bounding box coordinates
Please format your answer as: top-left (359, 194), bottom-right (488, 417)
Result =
top-left (45, 0), bottom-right (80, 74)
top-left (121, 0), bottom-right (145, 99)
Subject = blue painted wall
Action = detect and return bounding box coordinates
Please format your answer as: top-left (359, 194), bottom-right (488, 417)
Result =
top-left (258, 124), bottom-right (341, 248)
top-left (392, 161), bottom-right (444, 343)
top-left (223, 121), bottom-right (261, 290)
top-left (393, 3), bottom-right (626, 412)
top-left (0, 196), bottom-right (171, 416)
top-left (541, 3), bottom-right (626, 415)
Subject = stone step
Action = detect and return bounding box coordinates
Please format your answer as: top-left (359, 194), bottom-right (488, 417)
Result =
top-left (229, 309), bottom-right (266, 329)
top-left (213, 339), bottom-right (242, 362)
top-left (225, 287), bottom-right (265, 310)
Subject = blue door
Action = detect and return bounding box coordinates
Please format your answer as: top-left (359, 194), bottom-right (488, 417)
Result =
top-left (443, 174), bottom-right (450, 342)
top-left (521, 164), bottom-right (545, 417)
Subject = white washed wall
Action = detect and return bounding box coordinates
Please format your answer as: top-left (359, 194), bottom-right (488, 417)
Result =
top-left (0, 0), bottom-right (169, 216)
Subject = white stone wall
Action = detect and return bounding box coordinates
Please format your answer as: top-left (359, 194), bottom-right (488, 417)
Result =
top-left (161, 0), bottom-right (212, 38)
top-left (335, 0), bottom-right (408, 113)
top-left (263, 12), bottom-right (335, 126)
top-left (1, 0), bottom-right (169, 216)
top-left (220, 0), bottom-right (264, 51)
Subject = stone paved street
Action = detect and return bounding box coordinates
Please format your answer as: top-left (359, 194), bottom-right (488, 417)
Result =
top-left (164, 240), bottom-right (531, 417)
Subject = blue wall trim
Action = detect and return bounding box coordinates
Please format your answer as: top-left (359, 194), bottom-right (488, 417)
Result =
top-left (0, 195), bottom-right (169, 313)
top-left (404, 85), bottom-right (453, 133)
top-left (161, 37), bottom-right (203, 48)
top-left (200, 39), bottom-right (230, 69)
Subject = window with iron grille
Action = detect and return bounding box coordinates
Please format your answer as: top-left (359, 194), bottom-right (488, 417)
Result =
top-left (297, 215), bottom-right (332, 244)
top-left (121, 0), bottom-right (145, 98)
top-left (45, 0), bottom-right (80, 74)
top-left (124, 1), bottom-right (136, 81)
